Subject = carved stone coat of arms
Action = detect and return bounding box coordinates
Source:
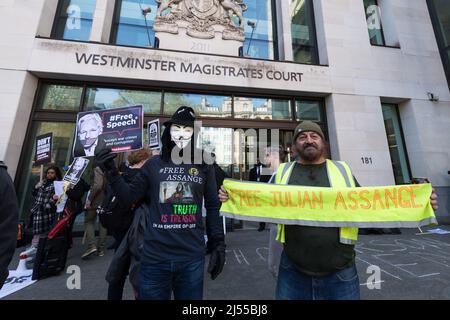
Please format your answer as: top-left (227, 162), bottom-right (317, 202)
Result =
top-left (154, 0), bottom-right (248, 41)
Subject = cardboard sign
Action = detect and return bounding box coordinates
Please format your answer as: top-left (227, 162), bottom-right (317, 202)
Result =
top-left (73, 105), bottom-right (144, 157)
top-left (148, 119), bottom-right (161, 150)
top-left (63, 157), bottom-right (89, 185)
top-left (34, 133), bottom-right (52, 165)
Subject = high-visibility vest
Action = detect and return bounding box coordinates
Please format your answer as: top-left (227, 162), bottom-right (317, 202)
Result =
top-left (275, 159), bottom-right (358, 245)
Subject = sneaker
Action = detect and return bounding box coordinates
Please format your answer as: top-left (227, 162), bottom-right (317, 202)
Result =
top-left (21, 246), bottom-right (37, 257)
top-left (20, 246), bottom-right (37, 264)
top-left (97, 249), bottom-right (105, 257)
top-left (81, 246), bottom-right (97, 259)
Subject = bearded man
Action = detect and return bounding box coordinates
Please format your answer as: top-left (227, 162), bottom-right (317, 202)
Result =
top-left (219, 120), bottom-right (438, 300)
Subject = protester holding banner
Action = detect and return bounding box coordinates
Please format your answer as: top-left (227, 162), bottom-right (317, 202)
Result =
top-left (95, 106), bottom-right (225, 300)
top-left (0, 161), bottom-right (19, 289)
top-left (219, 121), bottom-right (439, 300)
top-left (29, 166), bottom-right (62, 249)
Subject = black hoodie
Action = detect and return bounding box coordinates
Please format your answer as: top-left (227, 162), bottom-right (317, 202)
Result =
top-left (108, 127), bottom-right (223, 264)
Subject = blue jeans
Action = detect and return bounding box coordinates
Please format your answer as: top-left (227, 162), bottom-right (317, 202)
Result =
top-left (276, 251), bottom-right (360, 300)
top-left (139, 257), bottom-right (205, 300)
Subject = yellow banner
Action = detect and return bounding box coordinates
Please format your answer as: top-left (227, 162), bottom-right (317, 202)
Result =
top-left (220, 179), bottom-right (437, 228)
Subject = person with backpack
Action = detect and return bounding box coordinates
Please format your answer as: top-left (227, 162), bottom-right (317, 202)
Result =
top-left (83, 166), bottom-right (108, 259)
top-left (105, 148), bottom-right (152, 300)
top-left (96, 106), bottom-right (225, 300)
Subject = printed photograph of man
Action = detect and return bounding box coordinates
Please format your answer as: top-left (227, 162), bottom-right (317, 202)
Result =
top-left (64, 157), bottom-right (89, 185)
top-left (148, 122), bottom-right (160, 149)
top-left (74, 113), bottom-right (104, 157)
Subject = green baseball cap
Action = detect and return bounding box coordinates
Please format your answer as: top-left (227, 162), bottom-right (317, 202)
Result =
top-left (293, 121), bottom-right (325, 141)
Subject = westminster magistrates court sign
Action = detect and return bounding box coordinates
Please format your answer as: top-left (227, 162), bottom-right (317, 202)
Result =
top-left (74, 52), bottom-right (304, 83)
top-left (29, 39), bottom-right (332, 93)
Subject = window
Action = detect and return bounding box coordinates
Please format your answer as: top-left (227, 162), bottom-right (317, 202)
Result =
top-left (295, 100), bottom-right (323, 121)
top-left (295, 99), bottom-right (327, 144)
top-left (427, 0), bottom-right (450, 87)
top-left (52, 0), bottom-right (96, 41)
top-left (242, 0), bottom-right (276, 59)
top-left (382, 104), bottom-right (411, 184)
top-left (37, 84), bottom-right (83, 111)
top-left (84, 87), bottom-right (161, 114)
top-left (363, 0), bottom-right (385, 46)
top-left (291, 0), bottom-right (319, 64)
top-left (164, 93), bottom-right (232, 118)
top-left (234, 97), bottom-right (291, 120)
top-left (111, 0), bottom-right (157, 47)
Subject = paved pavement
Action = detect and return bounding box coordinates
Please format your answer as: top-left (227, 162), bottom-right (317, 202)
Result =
top-left (4, 226), bottom-right (450, 300)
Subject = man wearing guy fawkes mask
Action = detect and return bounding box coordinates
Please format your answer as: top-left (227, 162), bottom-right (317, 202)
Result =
top-left (95, 106), bottom-right (225, 300)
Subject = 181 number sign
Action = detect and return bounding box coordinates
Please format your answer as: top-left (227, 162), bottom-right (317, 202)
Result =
top-left (361, 157), bottom-right (373, 165)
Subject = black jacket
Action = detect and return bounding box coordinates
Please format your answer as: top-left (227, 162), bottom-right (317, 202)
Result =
top-left (100, 166), bottom-right (140, 235)
top-left (65, 178), bottom-right (90, 215)
top-left (105, 203), bottom-right (149, 292)
top-left (117, 166), bottom-right (141, 233)
top-left (108, 155), bottom-right (224, 256)
top-left (0, 162), bottom-right (19, 289)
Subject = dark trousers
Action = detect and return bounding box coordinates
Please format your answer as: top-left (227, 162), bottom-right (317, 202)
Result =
top-left (139, 257), bottom-right (205, 300)
top-left (107, 230), bottom-right (129, 300)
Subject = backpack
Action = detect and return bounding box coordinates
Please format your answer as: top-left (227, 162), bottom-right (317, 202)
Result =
top-left (97, 167), bottom-right (141, 234)
top-left (97, 184), bottom-right (121, 233)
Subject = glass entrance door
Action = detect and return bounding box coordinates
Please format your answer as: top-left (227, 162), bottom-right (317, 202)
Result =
top-left (200, 126), bottom-right (293, 230)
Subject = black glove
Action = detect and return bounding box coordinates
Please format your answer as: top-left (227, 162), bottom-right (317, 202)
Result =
top-left (207, 240), bottom-right (226, 280)
top-left (95, 148), bottom-right (118, 174)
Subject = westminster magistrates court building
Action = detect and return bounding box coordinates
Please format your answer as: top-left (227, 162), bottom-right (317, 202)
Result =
top-left (0, 0), bottom-right (449, 224)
